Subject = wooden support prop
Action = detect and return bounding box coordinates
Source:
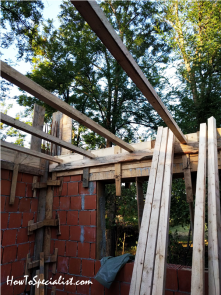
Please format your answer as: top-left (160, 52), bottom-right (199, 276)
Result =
top-left (152, 129), bottom-right (175, 295)
top-left (1, 61), bottom-right (134, 152)
top-left (140, 127), bottom-right (168, 295)
top-left (114, 146), bottom-right (122, 196)
top-left (51, 286), bottom-right (56, 295)
top-left (61, 114), bottom-right (72, 155)
top-left (32, 180), bottom-right (61, 190)
top-left (25, 253), bottom-right (31, 276)
top-left (71, 1), bottom-right (187, 144)
top-left (27, 249), bottom-right (58, 270)
top-left (83, 167), bottom-right (89, 188)
top-left (1, 140), bottom-right (63, 163)
top-left (51, 248), bottom-right (58, 274)
top-left (191, 123), bottom-right (207, 295)
top-left (9, 152), bottom-right (20, 204)
top-left (96, 182), bottom-right (106, 260)
top-left (39, 252), bottom-right (45, 295)
top-left (207, 116), bottom-right (221, 295)
top-left (136, 178), bottom-right (144, 231)
top-left (33, 176), bottom-right (38, 198)
top-left (35, 270), bottom-right (40, 295)
top-left (1, 160), bottom-right (44, 176)
top-left (28, 218), bottom-right (59, 235)
top-left (129, 126), bottom-right (164, 295)
top-left (1, 112), bottom-right (95, 159)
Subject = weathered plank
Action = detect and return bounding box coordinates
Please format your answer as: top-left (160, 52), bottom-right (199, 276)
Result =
top-left (129, 126), bottom-right (163, 295)
top-left (1, 60), bottom-right (134, 152)
top-left (9, 152), bottom-right (20, 204)
top-left (182, 154), bottom-right (194, 203)
top-left (152, 129), bottom-right (174, 295)
top-left (96, 182), bottom-right (106, 260)
top-left (207, 117), bottom-right (221, 295)
top-left (1, 112), bottom-right (95, 158)
top-left (83, 168), bottom-right (89, 188)
top-left (61, 114), bottom-right (72, 155)
top-left (1, 160), bottom-right (44, 175)
top-left (191, 123), bottom-right (207, 295)
top-left (114, 146), bottom-right (122, 196)
top-left (136, 178), bottom-right (144, 231)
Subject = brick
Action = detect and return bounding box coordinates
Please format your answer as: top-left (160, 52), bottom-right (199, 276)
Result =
top-left (1, 282), bottom-right (13, 294)
top-left (1, 169), bottom-right (10, 180)
top-left (53, 197), bottom-right (59, 210)
top-left (60, 197), bottom-right (70, 210)
top-left (22, 173), bottom-right (33, 183)
top-left (178, 267), bottom-right (191, 293)
top-left (64, 274), bottom-right (77, 293)
top-left (68, 182), bottom-right (78, 195)
top-left (31, 198), bottom-right (38, 212)
top-left (55, 291), bottom-right (68, 295)
top-left (17, 243), bottom-right (29, 259)
top-left (8, 213), bottom-right (22, 228)
top-left (116, 262), bottom-right (133, 282)
top-left (11, 260), bottom-right (25, 278)
top-left (22, 212), bottom-right (34, 227)
top-left (91, 278), bottom-right (104, 295)
top-left (19, 198), bottom-right (31, 212)
top-left (70, 196), bottom-right (81, 210)
top-left (17, 172), bottom-right (23, 182)
top-left (105, 281), bottom-right (119, 295)
top-left (17, 228), bottom-right (29, 244)
top-left (90, 211), bottom-right (96, 226)
top-left (95, 260), bottom-right (101, 275)
top-left (67, 211), bottom-right (78, 225)
top-left (29, 231), bottom-right (35, 242)
top-left (53, 187), bottom-right (59, 197)
top-left (15, 182), bottom-right (26, 197)
top-left (78, 243), bottom-right (90, 258)
top-left (66, 241), bottom-right (77, 257)
top-left (58, 211), bottom-right (67, 225)
top-left (121, 283), bottom-right (130, 295)
top-left (2, 229), bottom-right (17, 246)
top-left (1, 196), bottom-right (6, 211)
top-left (1, 213), bottom-right (9, 229)
top-left (58, 225), bottom-right (69, 241)
top-left (165, 291), bottom-right (174, 295)
top-left (70, 226), bottom-right (81, 241)
top-left (166, 268), bottom-right (179, 291)
top-left (71, 175), bottom-right (82, 181)
top-left (79, 211), bottom-right (90, 226)
top-left (57, 256), bottom-right (69, 273)
top-left (84, 195), bottom-right (96, 209)
top-left (76, 277), bottom-right (90, 295)
top-left (52, 273), bottom-right (64, 290)
top-left (26, 183), bottom-right (33, 197)
top-left (1, 180), bottom-right (11, 195)
top-left (82, 259), bottom-right (94, 277)
top-left (1, 263), bottom-right (12, 282)
top-left (61, 183), bottom-right (68, 196)
top-left (2, 245), bottom-right (17, 263)
top-left (69, 258), bottom-right (81, 275)
top-left (90, 243), bottom-right (96, 259)
top-left (79, 181), bottom-right (96, 195)
top-left (84, 227), bottom-right (96, 242)
top-left (14, 284), bottom-right (26, 295)
top-left (55, 240), bottom-right (66, 256)
top-left (5, 196), bottom-right (19, 212)
top-left (174, 293), bottom-right (188, 295)
top-left (63, 176), bottom-right (70, 182)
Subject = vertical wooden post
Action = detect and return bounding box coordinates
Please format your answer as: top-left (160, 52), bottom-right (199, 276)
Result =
top-left (39, 252), bottom-right (45, 295)
top-left (9, 152), bottom-right (20, 204)
top-left (136, 178), bottom-right (144, 231)
top-left (96, 182), bottom-right (106, 259)
top-left (61, 114), bottom-right (72, 155)
top-left (114, 146), bottom-right (122, 196)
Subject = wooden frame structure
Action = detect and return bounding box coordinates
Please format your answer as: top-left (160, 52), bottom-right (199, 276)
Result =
top-left (1, 1), bottom-right (221, 294)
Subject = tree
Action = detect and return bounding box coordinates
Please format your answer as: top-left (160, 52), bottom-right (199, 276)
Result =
top-left (156, 0), bottom-right (221, 133)
top-left (17, 0), bottom-right (172, 149)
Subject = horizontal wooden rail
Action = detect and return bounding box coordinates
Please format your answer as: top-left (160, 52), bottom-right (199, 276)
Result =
top-left (0, 61), bottom-right (134, 152)
top-left (71, 1), bottom-right (187, 144)
top-left (1, 112), bottom-right (95, 159)
top-left (1, 140), bottom-right (63, 163)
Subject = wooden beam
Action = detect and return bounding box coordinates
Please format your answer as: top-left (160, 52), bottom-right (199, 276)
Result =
top-left (207, 116), bottom-right (221, 295)
top-left (61, 114), bottom-right (72, 155)
top-left (1, 60), bottom-right (134, 152)
top-left (96, 182), bottom-right (106, 260)
top-left (83, 168), bottom-right (89, 188)
top-left (39, 252), bottom-right (45, 295)
top-left (1, 112), bottom-right (95, 159)
top-left (136, 178), bottom-right (144, 231)
top-left (191, 123), bottom-right (207, 295)
top-left (1, 160), bottom-right (44, 175)
top-left (9, 152), bottom-right (20, 205)
top-left (1, 140), bottom-right (63, 164)
top-left (71, 1), bottom-right (187, 144)
top-left (114, 146), bottom-right (122, 196)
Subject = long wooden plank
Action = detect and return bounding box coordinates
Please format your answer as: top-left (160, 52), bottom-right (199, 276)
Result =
top-left (1, 140), bottom-right (63, 163)
top-left (136, 178), bottom-right (144, 231)
top-left (71, 1), bottom-right (186, 144)
top-left (207, 116), bottom-right (221, 295)
top-left (152, 129), bottom-right (174, 295)
top-left (0, 60), bottom-right (134, 152)
top-left (1, 112), bottom-right (95, 159)
top-left (191, 123), bottom-right (207, 295)
top-left (9, 152), bottom-right (20, 204)
top-left (140, 127), bottom-right (168, 295)
top-left (114, 146), bottom-right (122, 196)
top-left (129, 126), bottom-right (164, 295)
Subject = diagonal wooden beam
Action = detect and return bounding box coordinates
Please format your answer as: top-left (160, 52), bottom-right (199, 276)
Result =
top-left (71, 0), bottom-right (187, 144)
top-left (1, 140), bottom-right (63, 164)
top-left (0, 60), bottom-right (134, 152)
top-left (1, 112), bottom-right (95, 159)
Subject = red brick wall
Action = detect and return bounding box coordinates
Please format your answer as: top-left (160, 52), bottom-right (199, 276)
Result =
top-left (1, 169), bottom-right (38, 294)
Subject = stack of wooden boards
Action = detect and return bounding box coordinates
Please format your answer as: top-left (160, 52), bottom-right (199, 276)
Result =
top-left (129, 117), bottom-right (221, 295)
top-left (129, 126), bottom-right (175, 295)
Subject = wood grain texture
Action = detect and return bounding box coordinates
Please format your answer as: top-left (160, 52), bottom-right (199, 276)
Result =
top-left (9, 152), bottom-right (20, 204)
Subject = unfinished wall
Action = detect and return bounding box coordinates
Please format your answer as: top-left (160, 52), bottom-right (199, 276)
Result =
top-left (1, 169), bottom-right (38, 295)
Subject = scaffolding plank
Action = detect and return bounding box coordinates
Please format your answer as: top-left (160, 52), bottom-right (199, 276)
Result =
top-left (191, 123), bottom-right (207, 295)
